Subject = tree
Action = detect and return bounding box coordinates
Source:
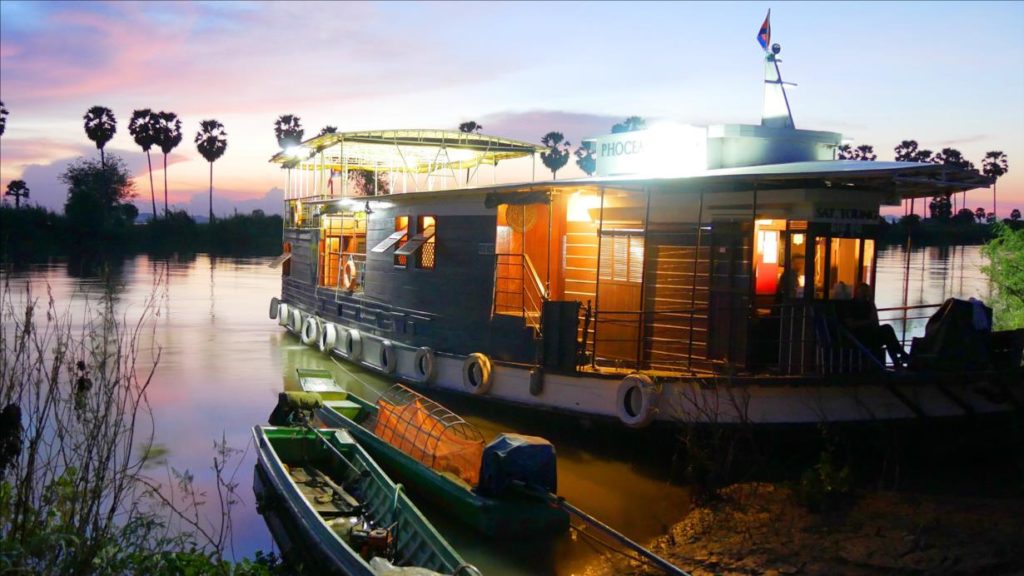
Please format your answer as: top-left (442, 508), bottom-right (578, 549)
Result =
top-left (575, 143), bottom-right (596, 176)
top-left (837, 144), bottom-right (853, 159)
top-left (975, 207), bottom-right (988, 223)
top-left (4, 180), bottom-right (29, 208)
top-left (981, 151), bottom-right (1008, 219)
top-left (317, 125), bottom-right (338, 137)
top-left (458, 121), bottom-right (483, 133)
top-left (0, 100), bottom-right (8, 137)
top-left (853, 145), bottom-right (876, 161)
top-left (540, 132), bottom-right (571, 180)
top-left (128, 109), bottom-right (159, 219)
top-left (893, 140), bottom-right (918, 162)
top-left (274, 114), bottom-right (304, 149)
top-left (195, 119), bottom-right (228, 222)
top-left (611, 116), bottom-right (646, 134)
top-left (348, 169), bottom-right (389, 196)
top-left (61, 155), bottom-right (136, 243)
top-left (153, 111), bottom-right (182, 216)
top-left (953, 208), bottom-right (976, 225)
top-left (83, 106), bottom-right (117, 166)
top-left (929, 195), bottom-right (951, 221)
top-left (981, 224), bottom-right (1024, 329)
top-left (1012, 209), bottom-right (1021, 222)
top-left (935, 148), bottom-right (975, 213)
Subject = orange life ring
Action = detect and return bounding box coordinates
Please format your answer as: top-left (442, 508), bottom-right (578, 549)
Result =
top-left (341, 258), bottom-right (358, 291)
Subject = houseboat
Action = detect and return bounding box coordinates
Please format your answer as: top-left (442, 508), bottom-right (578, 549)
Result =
top-left (268, 41), bottom-right (1021, 428)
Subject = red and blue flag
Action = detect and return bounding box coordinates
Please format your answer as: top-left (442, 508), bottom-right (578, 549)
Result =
top-left (757, 9), bottom-right (771, 52)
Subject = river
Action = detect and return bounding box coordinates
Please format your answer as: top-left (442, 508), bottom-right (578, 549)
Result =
top-left (0, 244), bottom-right (991, 575)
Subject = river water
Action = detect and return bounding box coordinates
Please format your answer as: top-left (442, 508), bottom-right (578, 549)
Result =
top-left (0, 245), bottom-right (991, 575)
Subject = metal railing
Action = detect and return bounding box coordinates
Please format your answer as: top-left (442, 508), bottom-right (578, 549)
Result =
top-left (493, 253), bottom-right (547, 329)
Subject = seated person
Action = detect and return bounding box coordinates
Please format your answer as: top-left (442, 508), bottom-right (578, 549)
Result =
top-left (842, 283), bottom-right (909, 366)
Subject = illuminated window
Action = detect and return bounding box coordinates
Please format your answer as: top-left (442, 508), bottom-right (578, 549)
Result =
top-left (813, 235), bottom-right (876, 300)
top-left (753, 219), bottom-right (786, 295)
top-left (394, 216), bottom-right (409, 267)
top-left (417, 216), bottom-right (436, 270)
top-left (599, 234), bottom-right (644, 283)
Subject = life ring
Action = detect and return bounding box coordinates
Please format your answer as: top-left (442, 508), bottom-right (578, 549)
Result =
top-left (277, 303), bottom-right (290, 327)
top-left (341, 258), bottom-right (358, 291)
top-left (412, 347), bottom-right (435, 383)
top-left (615, 373), bottom-right (659, 428)
top-left (290, 308), bottom-right (302, 334)
top-left (269, 297), bottom-right (280, 319)
top-left (338, 328), bottom-right (363, 361)
top-left (319, 323), bottom-right (337, 353)
top-left (462, 353), bottom-right (493, 395)
top-left (301, 316), bottom-right (320, 345)
top-left (379, 340), bottom-right (398, 374)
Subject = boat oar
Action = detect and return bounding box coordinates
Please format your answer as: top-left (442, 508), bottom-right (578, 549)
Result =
top-left (521, 483), bottom-right (692, 576)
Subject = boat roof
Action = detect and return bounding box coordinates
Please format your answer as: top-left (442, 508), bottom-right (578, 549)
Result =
top-left (479, 160), bottom-right (991, 200)
top-left (269, 128), bottom-right (545, 174)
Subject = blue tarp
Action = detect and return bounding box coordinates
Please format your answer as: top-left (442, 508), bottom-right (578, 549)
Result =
top-left (476, 433), bottom-right (557, 496)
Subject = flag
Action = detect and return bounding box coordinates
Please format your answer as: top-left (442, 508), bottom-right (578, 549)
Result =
top-left (757, 9), bottom-right (771, 52)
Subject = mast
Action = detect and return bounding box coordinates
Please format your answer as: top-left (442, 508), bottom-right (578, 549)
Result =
top-left (758, 10), bottom-right (796, 129)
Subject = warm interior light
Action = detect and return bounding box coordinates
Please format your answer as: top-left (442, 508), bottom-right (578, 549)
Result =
top-left (792, 233), bottom-right (804, 246)
top-left (567, 191), bottom-right (600, 222)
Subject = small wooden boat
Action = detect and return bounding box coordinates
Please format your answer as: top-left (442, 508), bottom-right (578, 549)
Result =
top-left (296, 368), bottom-right (570, 538)
top-left (252, 425), bottom-right (479, 576)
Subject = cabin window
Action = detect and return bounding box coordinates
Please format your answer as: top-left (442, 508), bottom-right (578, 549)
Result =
top-left (813, 235), bottom-right (875, 300)
top-left (788, 231), bottom-right (807, 299)
top-left (394, 216), bottom-right (409, 267)
top-left (753, 220), bottom-right (787, 296)
top-left (599, 234), bottom-right (644, 283)
top-left (417, 216), bottom-right (436, 270)
top-left (320, 216), bottom-right (344, 287)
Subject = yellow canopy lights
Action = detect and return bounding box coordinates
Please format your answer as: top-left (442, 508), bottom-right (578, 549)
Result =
top-left (269, 129), bottom-right (545, 174)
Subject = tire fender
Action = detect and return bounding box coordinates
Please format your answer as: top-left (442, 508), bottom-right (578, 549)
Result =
top-left (379, 340), bottom-right (398, 374)
top-left (269, 297), bottom-right (280, 320)
top-left (615, 373), bottom-right (659, 428)
top-left (319, 323), bottom-right (337, 353)
top-left (339, 328), bottom-right (363, 361)
top-left (290, 308), bottom-right (302, 334)
top-left (301, 316), bottom-right (320, 346)
top-left (412, 347), bottom-right (436, 384)
top-left (277, 303), bottom-right (290, 327)
top-left (462, 353), bottom-right (493, 395)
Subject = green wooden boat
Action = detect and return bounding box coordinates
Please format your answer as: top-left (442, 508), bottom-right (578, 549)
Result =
top-left (296, 368), bottom-right (570, 538)
top-left (252, 425), bottom-right (479, 576)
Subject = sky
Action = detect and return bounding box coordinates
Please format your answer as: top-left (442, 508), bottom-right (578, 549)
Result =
top-left (1, 1), bottom-right (1023, 217)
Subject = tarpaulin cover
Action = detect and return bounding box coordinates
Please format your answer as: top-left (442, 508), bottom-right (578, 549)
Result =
top-left (476, 433), bottom-right (557, 497)
top-left (374, 399), bottom-right (483, 487)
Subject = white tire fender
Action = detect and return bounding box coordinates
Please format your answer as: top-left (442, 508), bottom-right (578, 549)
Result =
top-left (412, 347), bottom-right (436, 384)
top-left (339, 328), bottom-right (363, 361)
top-left (290, 308), bottom-right (302, 334)
top-left (615, 373), bottom-right (659, 428)
top-left (462, 353), bottom-right (493, 395)
top-left (301, 316), bottom-right (320, 345)
top-left (379, 340), bottom-right (398, 374)
top-left (277, 303), bottom-right (290, 327)
top-left (319, 323), bottom-right (337, 353)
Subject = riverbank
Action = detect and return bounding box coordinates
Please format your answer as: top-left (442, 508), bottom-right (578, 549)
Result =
top-left (585, 482), bottom-right (1024, 576)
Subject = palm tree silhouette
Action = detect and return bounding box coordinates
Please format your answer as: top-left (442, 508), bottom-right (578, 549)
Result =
top-left (195, 120), bottom-right (228, 222)
top-left (540, 132), bottom-right (571, 180)
top-left (318, 125), bottom-right (338, 137)
top-left (154, 111), bottom-right (182, 216)
top-left (894, 140), bottom-right (933, 163)
top-left (129, 109), bottom-right (159, 219)
top-left (83, 106), bottom-right (117, 166)
top-left (981, 151), bottom-right (1008, 219)
top-left (611, 116), bottom-right (646, 134)
top-left (1011, 208), bottom-right (1021, 222)
top-left (836, 144), bottom-right (853, 159)
top-left (853, 145), bottom-right (876, 161)
top-left (935, 148), bottom-right (975, 213)
top-left (275, 115), bottom-right (304, 194)
top-left (5, 180), bottom-right (29, 208)
top-left (274, 114), bottom-right (304, 149)
top-left (574, 143), bottom-right (596, 176)
top-left (458, 121), bottom-right (483, 133)
top-left (0, 100), bottom-right (8, 137)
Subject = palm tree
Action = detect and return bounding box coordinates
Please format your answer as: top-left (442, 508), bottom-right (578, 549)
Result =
top-left (4, 180), bottom-right (29, 208)
top-left (1011, 208), bottom-right (1021, 222)
top-left (129, 109), bottom-right (158, 219)
top-left (575, 143), bottom-right (596, 176)
top-left (935, 148), bottom-right (975, 213)
top-left (981, 151), bottom-right (1008, 219)
top-left (611, 116), bottom-right (646, 134)
top-left (318, 125), bottom-right (338, 137)
top-left (153, 111), bottom-right (182, 215)
top-left (458, 121), bottom-right (483, 134)
top-left (894, 140), bottom-right (918, 162)
top-left (195, 120), bottom-right (228, 222)
top-left (853, 145), bottom-right (876, 161)
top-left (836, 144), bottom-right (853, 159)
top-left (274, 114), bottom-right (304, 149)
top-left (83, 106), bottom-right (117, 166)
top-left (540, 132), bottom-right (571, 180)
top-left (0, 100), bottom-right (8, 137)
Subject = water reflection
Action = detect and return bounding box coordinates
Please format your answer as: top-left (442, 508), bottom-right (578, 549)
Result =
top-left (0, 245), bottom-right (994, 575)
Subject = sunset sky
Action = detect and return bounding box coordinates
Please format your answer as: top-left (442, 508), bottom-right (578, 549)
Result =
top-left (1, 1), bottom-right (1022, 217)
